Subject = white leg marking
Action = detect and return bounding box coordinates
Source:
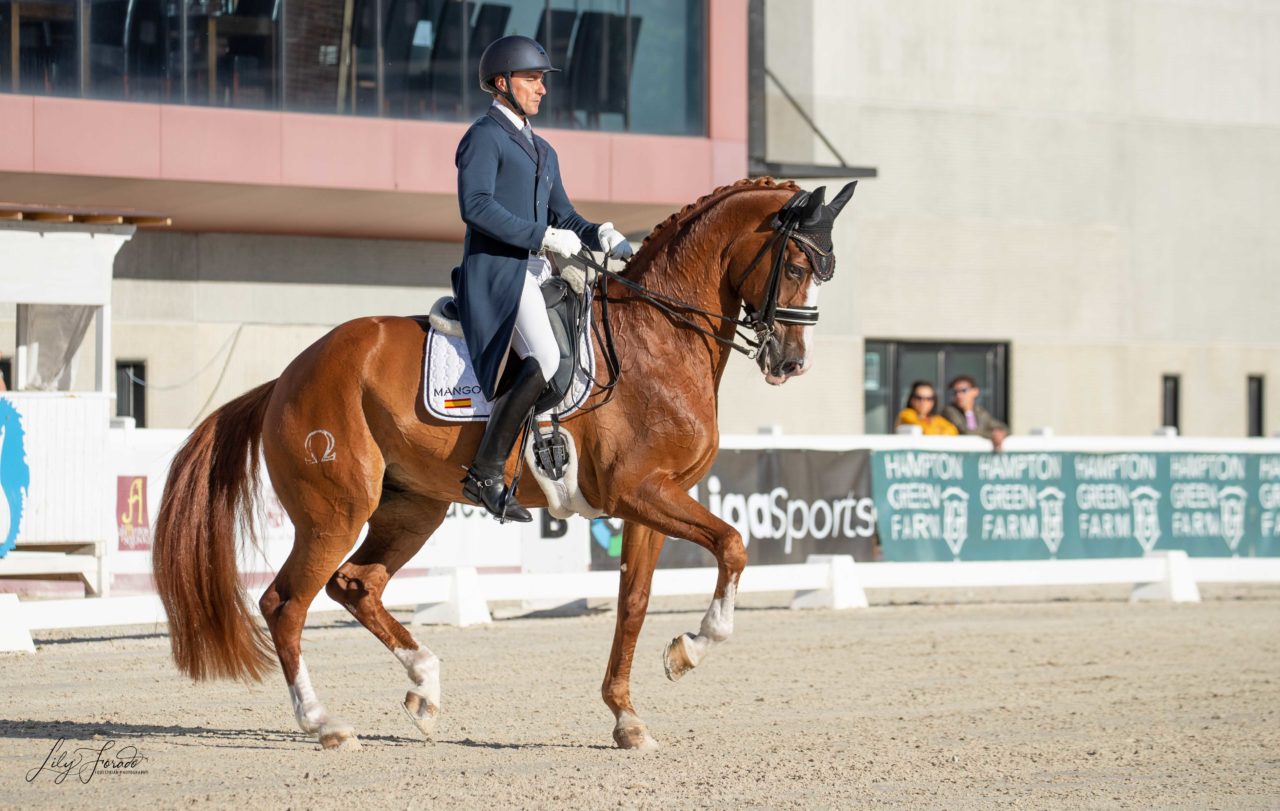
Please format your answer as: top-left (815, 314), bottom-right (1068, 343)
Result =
top-left (289, 657), bottom-right (330, 734)
top-left (394, 645), bottom-right (441, 706)
top-left (683, 582), bottom-right (737, 668)
top-left (614, 709), bottom-right (659, 750)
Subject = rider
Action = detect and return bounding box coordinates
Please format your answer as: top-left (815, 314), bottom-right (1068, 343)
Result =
top-left (454, 35), bottom-right (633, 523)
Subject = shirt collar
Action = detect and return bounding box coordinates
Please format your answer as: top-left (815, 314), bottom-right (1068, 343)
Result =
top-left (490, 100), bottom-right (528, 131)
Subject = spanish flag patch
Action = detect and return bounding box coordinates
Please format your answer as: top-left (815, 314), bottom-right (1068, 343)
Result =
top-left (444, 398), bottom-right (472, 409)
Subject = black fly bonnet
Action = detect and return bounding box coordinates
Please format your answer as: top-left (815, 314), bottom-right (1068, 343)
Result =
top-left (738, 181), bottom-right (857, 333)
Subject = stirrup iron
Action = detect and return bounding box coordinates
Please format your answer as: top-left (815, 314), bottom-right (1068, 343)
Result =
top-left (531, 419), bottom-right (570, 481)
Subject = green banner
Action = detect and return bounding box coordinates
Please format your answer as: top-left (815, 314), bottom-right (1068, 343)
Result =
top-left (872, 451), bottom-right (1280, 561)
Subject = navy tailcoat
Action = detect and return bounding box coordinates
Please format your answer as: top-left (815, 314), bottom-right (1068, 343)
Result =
top-left (452, 107), bottom-right (602, 399)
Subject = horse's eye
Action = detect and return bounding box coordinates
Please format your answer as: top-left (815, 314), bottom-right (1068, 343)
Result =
top-left (786, 263), bottom-right (805, 280)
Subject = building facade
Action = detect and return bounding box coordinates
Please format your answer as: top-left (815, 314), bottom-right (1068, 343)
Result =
top-left (0, 0), bottom-right (746, 427)
top-left (757, 0), bottom-right (1280, 438)
top-left (2, 0), bottom-right (1277, 438)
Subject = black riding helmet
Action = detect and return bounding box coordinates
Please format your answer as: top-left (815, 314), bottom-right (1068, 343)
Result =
top-left (478, 35), bottom-right (559, 117)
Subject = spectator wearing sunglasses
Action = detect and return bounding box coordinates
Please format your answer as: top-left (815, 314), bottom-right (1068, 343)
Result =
top-left (943, 375), bottom-right (1009, 451)
top-left (895, 381), bottom-right (958, 436)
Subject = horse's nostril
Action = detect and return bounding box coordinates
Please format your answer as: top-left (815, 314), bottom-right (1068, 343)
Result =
top-left (780, 360), bottom-right (801, 376)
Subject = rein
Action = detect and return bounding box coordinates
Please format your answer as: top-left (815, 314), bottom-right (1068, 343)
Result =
top-left (550, 220), bottom-right (815, 420)
top-left (544, 186), bottom-right (845, 421)
top-left (574, 250), bottom-right (765, 361)
top-left (572, 219), bottom-right (817, 362)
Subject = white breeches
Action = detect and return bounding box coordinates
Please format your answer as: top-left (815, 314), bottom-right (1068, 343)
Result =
top-left (511, 255), bottom-right (560, 381)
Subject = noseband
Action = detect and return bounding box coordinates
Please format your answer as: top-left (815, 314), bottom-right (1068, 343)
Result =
top-left (733, 215), bottom-right (827, 340)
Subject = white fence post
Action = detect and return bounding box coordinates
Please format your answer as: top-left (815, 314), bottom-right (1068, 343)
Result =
top-left (411, 567), bottom-right (492, 627)
top-left (0, 594), bottom-right (35, 653)
top-left (791, 555), bottom-right (868, 610)
top-left (1130, 550), bottom-right (1202, 603)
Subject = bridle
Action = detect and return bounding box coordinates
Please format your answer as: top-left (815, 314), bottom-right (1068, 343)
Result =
top-left (541, 184), bottom-right (854, 423)
top-left (732, 210), bottom-right (835, 349)
top-left (540, 192), bottom-right (822, 422)
top-left (575, 191), bottom-right (831, 364)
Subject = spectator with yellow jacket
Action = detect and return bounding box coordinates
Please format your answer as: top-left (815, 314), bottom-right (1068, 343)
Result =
top-left (895, 381), bottom-right (958, 436)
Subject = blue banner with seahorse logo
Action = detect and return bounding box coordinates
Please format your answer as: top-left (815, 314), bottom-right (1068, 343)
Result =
top-left (0, 397), bottom-right (30, 558)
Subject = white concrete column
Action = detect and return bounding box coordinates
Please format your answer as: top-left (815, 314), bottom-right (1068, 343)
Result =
top-left (95, 303), bottom-right (112, 395)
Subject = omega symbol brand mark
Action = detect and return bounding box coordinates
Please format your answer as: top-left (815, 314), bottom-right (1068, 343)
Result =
top-left (304, 430), bottom-right (337, 464)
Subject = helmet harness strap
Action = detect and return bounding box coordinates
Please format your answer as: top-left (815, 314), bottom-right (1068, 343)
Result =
top-left (498, 72), bottom-right (527, 119)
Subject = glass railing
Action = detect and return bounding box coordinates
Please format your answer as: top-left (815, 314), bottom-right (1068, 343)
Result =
top-left (0, 0), bottom-right (706, 135)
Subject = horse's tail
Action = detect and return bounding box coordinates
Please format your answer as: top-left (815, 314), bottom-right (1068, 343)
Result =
top-left (153, 379), bottom-right (278, 682)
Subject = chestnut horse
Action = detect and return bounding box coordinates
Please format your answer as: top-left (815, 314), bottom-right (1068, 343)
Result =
top-left (152, 176), bottom-right (857, 751)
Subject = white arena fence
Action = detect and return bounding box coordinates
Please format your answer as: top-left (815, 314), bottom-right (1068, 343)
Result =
top-left (3, 551), bottom-right (1279, 653)
top-left (1, 397), bottom-right (1279, 653)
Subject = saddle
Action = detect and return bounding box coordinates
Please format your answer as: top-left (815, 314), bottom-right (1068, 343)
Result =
top-left (428, 275), bottom-right (587, 415)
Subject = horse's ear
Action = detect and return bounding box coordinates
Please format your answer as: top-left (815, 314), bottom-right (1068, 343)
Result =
top-left (806, 186), bottom-right (827, 213)
top-left (828, 181), bottom-right (858, 217)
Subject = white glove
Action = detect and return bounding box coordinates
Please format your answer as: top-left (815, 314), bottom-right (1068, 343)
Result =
top-left (598, 222), bottom-right (634, 260)
top-left (540, 227), bottom-right (582, 258)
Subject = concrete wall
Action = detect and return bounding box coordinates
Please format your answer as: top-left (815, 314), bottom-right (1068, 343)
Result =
top-left (16, 231), bottom-right (458, 428)
top-left (753, 0), bottom-right (1280, 438)
top-left (4, 0), bottom-right (1276, 438)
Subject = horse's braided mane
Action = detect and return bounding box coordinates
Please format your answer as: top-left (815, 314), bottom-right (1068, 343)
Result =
top-left (636, 176), bottom-right (802, 258)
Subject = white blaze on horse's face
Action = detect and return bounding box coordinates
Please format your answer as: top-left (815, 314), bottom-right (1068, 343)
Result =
top-left (762, 244), bottom-right (820, 386)
top-left (798, 281), bottom-right (820, 374)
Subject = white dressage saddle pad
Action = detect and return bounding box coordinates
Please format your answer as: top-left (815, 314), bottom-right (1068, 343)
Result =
top-left (423, 296), bottom-right (596, 423)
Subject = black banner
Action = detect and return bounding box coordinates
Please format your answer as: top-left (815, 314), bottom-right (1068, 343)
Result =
top-left (590, 449), bottom-right (877, 569)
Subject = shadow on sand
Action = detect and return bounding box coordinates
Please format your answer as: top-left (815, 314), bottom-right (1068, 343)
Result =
top-left (0, 719), bottom-right (427, 750)
top-left (0, 719), bottom-right (614, 751)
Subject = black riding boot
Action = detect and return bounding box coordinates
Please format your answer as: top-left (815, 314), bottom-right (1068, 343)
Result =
top-left (462, 356), bottom-right (546, 522)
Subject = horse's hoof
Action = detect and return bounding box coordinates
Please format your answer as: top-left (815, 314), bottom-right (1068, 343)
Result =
top-left (663, 633), bottom-right (696, 681)
top-left (402, 690), bottom-right (439, 739)
top-left (318, 724), bottom-right (361, 751)
top-left (613, 724), bottom-right (659, 751)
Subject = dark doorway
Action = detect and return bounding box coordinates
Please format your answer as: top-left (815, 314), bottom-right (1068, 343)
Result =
top-left (864, 340), bottom-right (1010, 434)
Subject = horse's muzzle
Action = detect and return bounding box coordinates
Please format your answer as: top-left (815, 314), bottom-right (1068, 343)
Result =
top-left (766, 358), bottom-right (808, 385)
top-left (747, 332), bottom-right (808, 386)
top-left (759, 338), bottom-right (807, 385)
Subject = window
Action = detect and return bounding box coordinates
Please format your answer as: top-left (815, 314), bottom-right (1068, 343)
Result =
top-left (0, 0), bottom-right (709, 135)
top-left (1162, 374), bottom-right (1180, 433)
top-left (864, 340), bottom-right (1009, 434)
top-left (116, 360), bottom-right (146, 427)
top-left (1248, 375), bottom-right (1264, 438)
top-left (1, 0), bottom-right (81, 97)
top-left (87, 0), bottom-right (179, 103)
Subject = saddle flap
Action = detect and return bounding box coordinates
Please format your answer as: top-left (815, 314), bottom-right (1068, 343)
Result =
top-left (534, 277), bottom-right (583, 413)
